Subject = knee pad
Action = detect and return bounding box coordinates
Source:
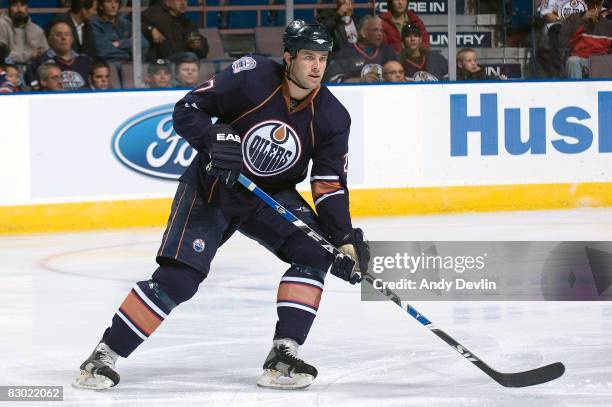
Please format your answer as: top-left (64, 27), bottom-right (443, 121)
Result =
top-left (151, 261), bottom-right (205, 305)
top-left (285, 265), bottom-right (327, 282)
top-left (278, 231), bottom-right (332, 271)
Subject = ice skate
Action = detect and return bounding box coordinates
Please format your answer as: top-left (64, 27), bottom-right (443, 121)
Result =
top-left (73, 342), bottom-right (120, 390)
top-left (257, 338), bottom-right (318, 390)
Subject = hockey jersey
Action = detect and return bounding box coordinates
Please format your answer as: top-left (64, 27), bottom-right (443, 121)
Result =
top-left (401, 49), bottom-right (448, 81)
top-left (539, 0), bottom-right (588, 30)
top-left (324, 43), bottom-right (397, 83)
top-left (173, 55), bottom-right (353, 245)
top-left (25, 49), bottom-right (91, 90)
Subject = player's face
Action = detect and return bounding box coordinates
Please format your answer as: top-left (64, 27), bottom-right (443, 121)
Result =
top-left (287, 49), bottom-right (328, 90)
top-left (177, 62), bottom-right (199, 86)
top-left (49, 23), bottom-right (74, 54)
top-left (459, 52), bottom-right (479, 72)
top-left (91, 66), bottom-right (110, 89)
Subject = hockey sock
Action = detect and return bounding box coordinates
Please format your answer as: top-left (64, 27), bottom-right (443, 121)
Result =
top-left (102, 262), bottom-right (204, 357)
top-left (274, 266), bottom-right (325, 345)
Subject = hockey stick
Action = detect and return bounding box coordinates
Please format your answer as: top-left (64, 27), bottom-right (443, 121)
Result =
top-left (237, 173), bottom-right (565, 388)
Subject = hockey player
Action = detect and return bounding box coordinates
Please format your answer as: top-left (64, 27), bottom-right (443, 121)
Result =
top-left (74, 20), bottom-right (370, 391)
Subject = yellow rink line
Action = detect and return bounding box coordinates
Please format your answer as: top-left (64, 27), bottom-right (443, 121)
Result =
top-left (1, 182), bottom-right (612, 234)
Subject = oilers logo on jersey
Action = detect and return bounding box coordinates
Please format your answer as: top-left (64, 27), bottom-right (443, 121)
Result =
top-left (539, 0), bottom-right (588, 19)
top-left (242, 120), bottom-right (302, 177)
top-left (61, 70), bottom-right (86, 90)
top-left (192, 239), bottom-right (206, 253)
top-left (560, 0), bottom-right (587, 17)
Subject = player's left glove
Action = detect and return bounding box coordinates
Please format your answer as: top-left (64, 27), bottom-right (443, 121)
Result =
top-left (205, 123), bottom-right (243, 187)
top-left (330, 228), bottom-right (370, 285)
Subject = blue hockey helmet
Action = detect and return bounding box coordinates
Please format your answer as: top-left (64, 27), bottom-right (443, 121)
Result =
top-left (283, 20), bottom-right (333, 58)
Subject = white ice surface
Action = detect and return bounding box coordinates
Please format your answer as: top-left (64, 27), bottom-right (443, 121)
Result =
top-left (1, 208), bottom-right (612, 406)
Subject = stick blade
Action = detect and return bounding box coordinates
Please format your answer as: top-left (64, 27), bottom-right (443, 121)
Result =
top-left (492, 362), bottom-right (565, 388)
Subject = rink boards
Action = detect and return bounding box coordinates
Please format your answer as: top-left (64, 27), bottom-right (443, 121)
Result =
top-left (1, 80), bottom-right (611, 233)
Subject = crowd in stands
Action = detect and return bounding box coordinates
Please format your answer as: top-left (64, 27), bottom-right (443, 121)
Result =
top-left (536, 0), bottom-right (612, 78)
top-left (0, 0), bottom-right (610, 93)
top-left (320, 0), bottom-right (504, 83)
top-left (0, 0), bottom-right (208, 92)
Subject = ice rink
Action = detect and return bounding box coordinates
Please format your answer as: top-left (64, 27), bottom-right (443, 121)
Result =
top-left (1, 208), bottom-right (611, 406)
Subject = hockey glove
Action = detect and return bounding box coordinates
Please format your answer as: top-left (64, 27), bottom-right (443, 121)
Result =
top-left (330, 228), bottom-right (370, 285)
top-left (205, 124), bottom-right (243, 187)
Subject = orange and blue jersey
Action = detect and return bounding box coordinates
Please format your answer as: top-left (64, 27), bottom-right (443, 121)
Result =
top-left (173, 55), bottom-right (353, 246)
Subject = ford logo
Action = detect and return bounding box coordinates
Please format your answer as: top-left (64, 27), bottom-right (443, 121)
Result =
top-left (112, 104), bottom-right (197, 180)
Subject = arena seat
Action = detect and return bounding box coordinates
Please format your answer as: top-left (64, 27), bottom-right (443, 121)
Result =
top-left (254, 26), bottom-right (284, 58)
top-left (590, 54), bottom-right (612, 78)
top-left (120, 63), bottom-right (148, 89)
top-left (108, 62), bottom-right (121, 90)
top-left (199, 28), bottom-right (226, 59)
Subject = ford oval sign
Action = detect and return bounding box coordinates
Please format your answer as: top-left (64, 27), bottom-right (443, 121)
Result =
top-left (112, 104), bottom-right (197, 180)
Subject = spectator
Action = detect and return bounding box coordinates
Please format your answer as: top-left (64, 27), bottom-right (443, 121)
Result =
top-left (379, 0), bottom-right (429, 54)
top-left (91, 0), bottom-right (148, 62)
top-left (537, 0), bottom-right (588, 77)
top-left (26, 20), bottom-right (91, 90)
top-left (142, 0), bottom-right (208, 61)
top-left (316, 0), bottom-right (359, 52)
top-left (0, 62), bottom-right (22, 92)
top-left (37, 61), bottom-right (64, 90)
top-left (146, 59), bottom-right (172, 88)
top-left (51, 0), bottom-right (99, 60)
top-left (456, 48), bottom-right (507, 80)
top-left (324, 15), bottom-right (397, 83)
top-left (89, 60), bottom-right (112, 89)
top-left (559, 0), bottom-right (612, 78)
top-left (400, 23), bottom-right (448, 81)
top-left (382, 60), bottom-right (405, 82)
top-left (173, 56), bottom-right (199, 87)
top-left (0, 0), bottom-right (48, 64)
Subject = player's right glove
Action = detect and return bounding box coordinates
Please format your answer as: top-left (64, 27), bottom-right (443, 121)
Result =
top-left (204, 123), bottom-right (243, 187)
top-left (330, 228), bottom-right (370, 285)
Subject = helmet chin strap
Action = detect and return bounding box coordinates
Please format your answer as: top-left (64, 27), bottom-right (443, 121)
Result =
top-left (286, 56), bottom-right (310, 91)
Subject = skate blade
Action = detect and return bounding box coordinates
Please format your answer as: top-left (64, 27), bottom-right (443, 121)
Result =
top-left (72, 371), bottom-right (115, 390)
top-left (256, 369), bottom-right (313, 390)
